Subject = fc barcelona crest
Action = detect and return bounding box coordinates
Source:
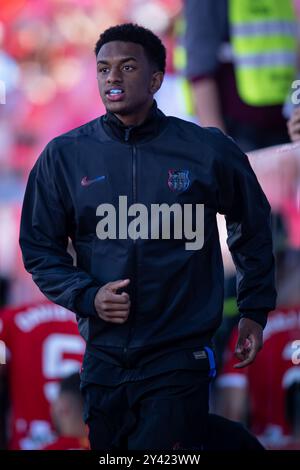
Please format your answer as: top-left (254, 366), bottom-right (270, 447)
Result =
top-left (167, 169), bottom-right (190, 192)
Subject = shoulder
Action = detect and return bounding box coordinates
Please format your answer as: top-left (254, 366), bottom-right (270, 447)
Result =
top-left (46, 117), bottom-right (101, 153)
top-left (166, 116), bottom-right (238, 156)
top-left (34, 118), bottom-right (101, 171)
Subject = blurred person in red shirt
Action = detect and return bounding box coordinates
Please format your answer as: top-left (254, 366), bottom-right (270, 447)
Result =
top-left (276, 382), bottom-right (300, 449)
top-left (216, 306), bottom-right (300, 448)
top-left (42, 373), bottom-right (89, 451)
top-left (0, 300), bottom-right (85, 449)
top-left (265, 382), bottom-right (300, 450)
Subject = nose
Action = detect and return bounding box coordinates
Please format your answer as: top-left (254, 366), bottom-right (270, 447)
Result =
top-left (106, 66), bottom-right (122, 84)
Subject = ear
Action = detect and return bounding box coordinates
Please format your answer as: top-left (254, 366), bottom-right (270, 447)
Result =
top-left (150, 71), bottom-right (164, 94)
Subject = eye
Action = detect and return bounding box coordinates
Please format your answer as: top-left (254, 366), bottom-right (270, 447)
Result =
top-left (98, 67), bottom-right (109, 74)
top-left (123, 65), bottom-right (134, 71)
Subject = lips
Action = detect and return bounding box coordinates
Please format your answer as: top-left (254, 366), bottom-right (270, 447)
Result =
top-left (105, 88), bottom-right (125, 102)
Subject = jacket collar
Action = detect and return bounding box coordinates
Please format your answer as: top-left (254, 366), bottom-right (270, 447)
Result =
top-left (101, 100), bottom-right (167, 143)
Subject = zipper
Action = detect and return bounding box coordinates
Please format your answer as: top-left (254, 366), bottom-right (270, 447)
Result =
top-left (123, 128), bottom-right (138, 367)
top-left (124, 127), bottom-right (131, 142)
top-left (132, 145), bottom-right (137, 225)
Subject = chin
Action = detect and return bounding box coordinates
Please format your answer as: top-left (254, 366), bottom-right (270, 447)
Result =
top-left (105, 102), bottom-right (131, 116)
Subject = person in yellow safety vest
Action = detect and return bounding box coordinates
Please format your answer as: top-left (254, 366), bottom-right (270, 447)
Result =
top-left (230, 0), bottom-right (297, 106)
top-left (183, 0), bottom-right (297, 152)
top-left (172, 17), bottom-right (196, 119)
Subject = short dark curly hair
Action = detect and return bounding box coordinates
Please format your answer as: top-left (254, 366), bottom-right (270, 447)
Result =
top-left (94, 23), bottom-right (166, 74)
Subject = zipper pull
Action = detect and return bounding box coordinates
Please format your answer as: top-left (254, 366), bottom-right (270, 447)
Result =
top-left (125, 127), bottom-right (134, 142)
top-left (124, 128), bottom-right (130, 142)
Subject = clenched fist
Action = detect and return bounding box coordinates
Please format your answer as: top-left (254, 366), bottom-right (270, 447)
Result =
top-left (94, 279), bottom-right (131, 324)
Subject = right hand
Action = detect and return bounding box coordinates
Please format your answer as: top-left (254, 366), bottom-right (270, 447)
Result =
top-left (94, 279), bottom-right (131, 324)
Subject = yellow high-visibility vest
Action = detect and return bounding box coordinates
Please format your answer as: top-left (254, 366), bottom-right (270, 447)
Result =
top-left (173, 17), bottom-right (195, 116)
top-left (229, 0), bottom-right (297, 106)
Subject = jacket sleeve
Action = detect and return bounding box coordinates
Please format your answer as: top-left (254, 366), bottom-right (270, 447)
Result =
top-left (19, 142), bottom-right (100, 318)
top-left (183, 0), bottom-right (227, 80)
top-left (214, 132), bottom-right (277, 328)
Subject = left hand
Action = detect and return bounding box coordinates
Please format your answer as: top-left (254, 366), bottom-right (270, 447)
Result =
top-left (234, 318), bottom-right (263, 369)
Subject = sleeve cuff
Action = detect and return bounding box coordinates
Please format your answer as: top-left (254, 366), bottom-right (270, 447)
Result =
top-left (239, 311), bottom-right (269, 329)
top-left (74, 285), bottom-right (100, 318)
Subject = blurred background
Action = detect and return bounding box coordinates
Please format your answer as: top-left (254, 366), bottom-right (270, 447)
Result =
top-left (0, 0), bottom-right (299, 451)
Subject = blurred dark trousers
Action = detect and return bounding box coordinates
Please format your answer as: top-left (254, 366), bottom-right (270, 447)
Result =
top-left (81, 370), bottom-right (210, 450)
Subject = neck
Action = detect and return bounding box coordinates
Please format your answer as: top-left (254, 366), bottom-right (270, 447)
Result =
top-left (113, 99), bottom-right (154, 127)
top-left (102, 99), bottom-right (165, 144)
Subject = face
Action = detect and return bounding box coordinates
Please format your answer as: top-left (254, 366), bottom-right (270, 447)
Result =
top-left (96, 41), bottom-right (163, 123)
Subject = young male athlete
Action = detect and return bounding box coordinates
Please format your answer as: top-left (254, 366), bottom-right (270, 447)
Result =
top-left (19, 24), bottom-right (276, 450)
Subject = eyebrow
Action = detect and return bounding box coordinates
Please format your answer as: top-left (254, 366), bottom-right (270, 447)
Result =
top-left (97, 57), bottom-right (138, 65)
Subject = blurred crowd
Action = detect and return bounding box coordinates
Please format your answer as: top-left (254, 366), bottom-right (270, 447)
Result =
top-left (0, 0), bottom-right (300, 451)
top-left (0, 0), bottom-right (182, 305)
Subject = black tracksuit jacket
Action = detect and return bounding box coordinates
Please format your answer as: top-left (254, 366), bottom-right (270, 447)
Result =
top-left (19, 102), bottom-right (276, 368)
